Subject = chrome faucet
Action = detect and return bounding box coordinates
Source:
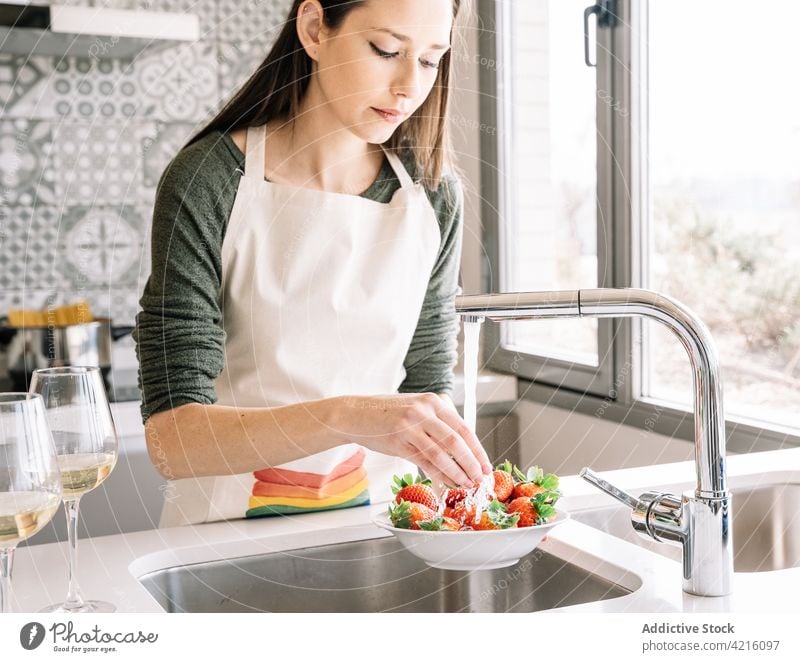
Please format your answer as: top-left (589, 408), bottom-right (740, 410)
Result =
top-left (456, 288), bottom-right (733, 597)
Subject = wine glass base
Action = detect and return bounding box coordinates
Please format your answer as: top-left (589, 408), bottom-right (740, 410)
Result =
top-left (39, 600), bottom-right (116, 613)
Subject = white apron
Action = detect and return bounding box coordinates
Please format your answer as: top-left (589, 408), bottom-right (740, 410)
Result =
top-left (158, 123), bottom-right (441, 527)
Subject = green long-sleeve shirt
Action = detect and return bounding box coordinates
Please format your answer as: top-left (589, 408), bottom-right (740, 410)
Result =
top-left (133, 130), bottom-right (464, 423)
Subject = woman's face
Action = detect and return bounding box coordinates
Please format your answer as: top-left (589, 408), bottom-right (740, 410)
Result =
top-left (312, 0), bottom-right (453, 143)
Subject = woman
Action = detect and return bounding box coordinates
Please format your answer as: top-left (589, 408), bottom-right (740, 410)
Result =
top-left (133, 0), bottom-right (491, 527)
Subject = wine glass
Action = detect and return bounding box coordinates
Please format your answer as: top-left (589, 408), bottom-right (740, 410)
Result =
top-left (29, 366), bottom-right (119, 613)
top-left (0, 393), bottom-right (62, 613)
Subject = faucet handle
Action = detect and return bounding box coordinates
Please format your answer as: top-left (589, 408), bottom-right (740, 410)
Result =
top-left (579, 467), bottom-right (641, 510)
top-left (581, 467), bottom-right (687, 547)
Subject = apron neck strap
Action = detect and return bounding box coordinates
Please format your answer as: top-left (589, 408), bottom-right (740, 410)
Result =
top-left (244, 123), bottom-right (416, 191)
top-left (244, 124), bottom-right (266, 179)
top-left (381, 148), bottom-right (415, 190)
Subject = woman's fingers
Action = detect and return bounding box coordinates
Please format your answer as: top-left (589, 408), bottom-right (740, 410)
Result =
top-left (405, 422), bottom-right (473, 487)
top-left (419, 416), bottom-right (484, 486)
top-left (340, 393), bottom-right (491, 487)
top-left (431, 402), bottom-right (493, 476)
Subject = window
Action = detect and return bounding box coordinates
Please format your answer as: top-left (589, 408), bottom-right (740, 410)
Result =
top-left (642, 0), bottom-right (800, 432)
top-left (481, 0), bottom-right (615, 397)
top-left (503, 0), bottom-right (598, 366)
top-left (482, 0), bottom-right (800, 448)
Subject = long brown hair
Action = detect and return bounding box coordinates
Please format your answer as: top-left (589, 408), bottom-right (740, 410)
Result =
top-left (184, 0), bottom-right (462, 189)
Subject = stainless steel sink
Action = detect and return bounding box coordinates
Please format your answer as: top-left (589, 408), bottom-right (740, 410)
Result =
top-left (138, 535), bottom-right (632, 613)
top-left (573, 483), bottom-right (800, 573)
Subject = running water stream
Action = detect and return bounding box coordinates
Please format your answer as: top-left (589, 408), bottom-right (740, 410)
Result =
top-left (460, 319), bottom-right (493, 523)
top-left (462, 319), bottom-right (481, 435)
top-left (435, 319), bottom-right (493, 523)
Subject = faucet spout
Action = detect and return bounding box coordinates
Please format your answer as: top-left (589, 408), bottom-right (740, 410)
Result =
top-left (456, 287), bottom-right (733, 596)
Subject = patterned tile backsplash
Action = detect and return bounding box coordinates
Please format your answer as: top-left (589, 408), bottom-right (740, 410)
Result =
top-left (0, 0), bottom-right (292, 324)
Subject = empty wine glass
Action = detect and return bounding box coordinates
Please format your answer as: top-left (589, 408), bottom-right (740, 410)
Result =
top-left (0, 393), bottom-right (62, 613)
top-left (29, 366), bottom-right (119, 613)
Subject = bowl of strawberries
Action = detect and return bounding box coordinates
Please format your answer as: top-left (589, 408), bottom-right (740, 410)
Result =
top-left (372, 461), bottom-right (569, 571)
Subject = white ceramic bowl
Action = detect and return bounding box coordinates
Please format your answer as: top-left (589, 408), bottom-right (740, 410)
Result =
top-left (372, 509), bottom-right (570, 571)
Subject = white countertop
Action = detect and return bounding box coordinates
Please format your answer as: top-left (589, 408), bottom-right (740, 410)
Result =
top-left (10, 443), bottom-right (800, 613)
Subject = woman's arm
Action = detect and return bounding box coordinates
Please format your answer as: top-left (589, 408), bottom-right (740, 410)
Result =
top-left (134, 138), bottom-right (235, 422)
top-left (146, 393), bottom-right (491, 485)
top-left (144, 400), bottom-right (343, 480)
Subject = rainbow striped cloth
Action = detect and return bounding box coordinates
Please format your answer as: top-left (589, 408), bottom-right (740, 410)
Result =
top-left (246, 445), bottom-right (370, 518)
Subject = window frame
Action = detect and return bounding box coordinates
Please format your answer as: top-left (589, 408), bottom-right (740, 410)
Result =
top-left (477, 0), bottom-right (800, 453)
top-left (478, 0), bottom-right (618, 398)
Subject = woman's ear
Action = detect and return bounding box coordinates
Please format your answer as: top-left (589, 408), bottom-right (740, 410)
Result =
top-left (296, 0), bottom-right (325, 62)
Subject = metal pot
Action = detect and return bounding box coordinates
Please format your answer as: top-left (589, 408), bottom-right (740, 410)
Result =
top-left (0, 317), bottom-right (134, 391)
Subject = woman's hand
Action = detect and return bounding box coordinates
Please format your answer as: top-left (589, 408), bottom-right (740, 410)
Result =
top-left (329, 393), bottom-right (492, 488)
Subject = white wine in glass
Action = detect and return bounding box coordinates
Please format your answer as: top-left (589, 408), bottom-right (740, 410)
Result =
top-left (0, 393), bottom-right (62, 613)
top-left (29, 366), bottom-right (119, 613)
top-left (57, 453), bottom-right (116, 499)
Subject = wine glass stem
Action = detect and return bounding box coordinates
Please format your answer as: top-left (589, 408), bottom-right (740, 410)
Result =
top-left (63, 497), bottom-right (85, 610)
top-left (0, 547), bottom-right (14, 613)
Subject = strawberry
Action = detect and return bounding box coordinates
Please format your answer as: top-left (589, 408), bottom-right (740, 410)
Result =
top-left (512, 482), bottom-right (544, 500)
top-left (493, 460), bottom-right (516, 501)
top-left (507, 493), bottom-right (558, 527)
top-left (417, 516), bottom-right (460, 531)
top-left (506, 496), bottom-right (538, 527)
top-left (444, 487), bottom-right (468, 508)
top-left (511, 465), bottom-right (561, 502)
top-left (391, 473), bottom-right (439, 511)
top-left (388, 500), bottom-right (438, 530)
top-left (451, 501), bottom-right (478, 527)
top-left (471, 499), bottom-right (520, 530)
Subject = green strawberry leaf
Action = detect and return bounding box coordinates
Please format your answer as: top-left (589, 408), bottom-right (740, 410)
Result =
top-left (418, 517), bottom-right (445, 531)
top-left (388, 501), bottom-right (413, 529)
top-left (487, 499), bottom-right (508, 513)
top-left (500, 512), bottom-right (521, 528)
top-left (487, 506), bottom-right (520, 529)
top-left (537, 503), bottom-right (556, 520)
top-left (533, 490), bottom-right (561, 508)
top-left (512, 465), bottom-right (528, 483)
top-left (540, 473), bottom-right (559, 490)
top-left (547, 489), bottom-right (562, 504)
top-left (527, 466), bottom-right (544, 483)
